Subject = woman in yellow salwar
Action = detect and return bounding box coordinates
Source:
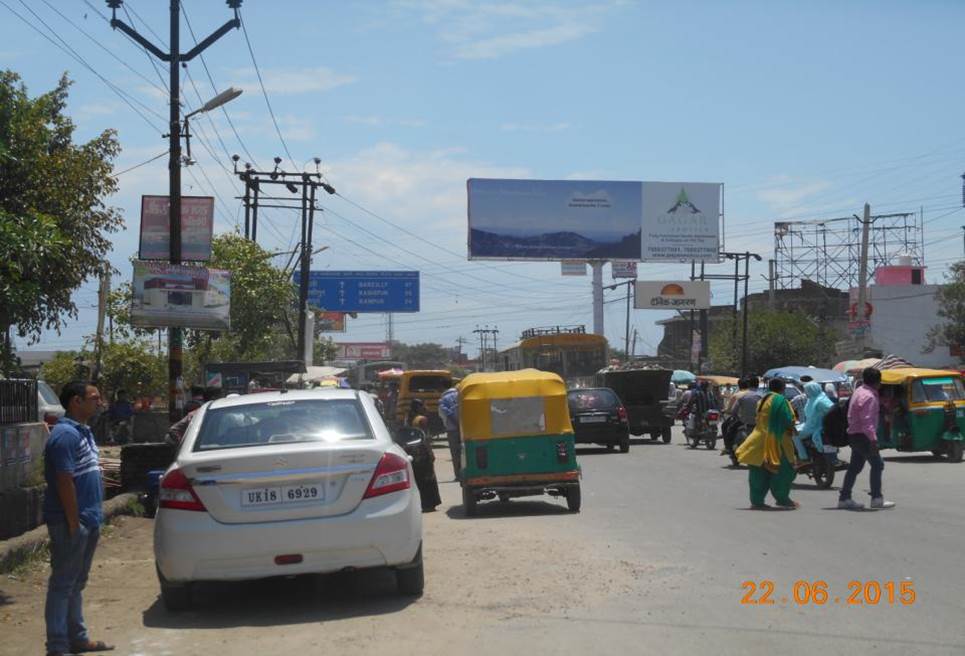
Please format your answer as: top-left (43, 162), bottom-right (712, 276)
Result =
top-left (735, 378), bottom-right (799, 509)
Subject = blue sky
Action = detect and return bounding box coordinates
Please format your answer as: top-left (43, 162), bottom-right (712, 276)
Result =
top-left (2, 0), bottom-right (964, 358)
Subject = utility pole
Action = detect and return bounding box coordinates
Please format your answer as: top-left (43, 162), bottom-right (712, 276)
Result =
top-left (604, 280), bottom-right (634, 361)
top-left (473, 326), bottom-right (499, 371)
top-left (108, 0), bottom-right (242, 422)
top-left (455, 336), bottom-right (467, 362)
top-left (768, 259), bottom-right (776, 310)
top-left (591, 261), bottom-right (605, 336)
top-left (856, 203), bottom-right (872, 354)
top-left (91, 263), bottom-right (110, 383)
top-left (233, 157), bottom-right (334, 365)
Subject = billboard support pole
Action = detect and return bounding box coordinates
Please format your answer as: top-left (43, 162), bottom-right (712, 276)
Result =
top-left (591, 261), bottom-right (604, 336)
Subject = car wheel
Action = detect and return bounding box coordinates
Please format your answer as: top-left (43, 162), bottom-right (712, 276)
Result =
top-left (947, 440), bottom-right (964, 463)
top-left (462, 486), bottom-right (477, 517)
top-left (396, 551), bottom-right (424, 597)
top-left (157, 567), bottom-right (192, 612)
top-left (619, 436), bottom-right (630, 453)
top-left (662, 427), bottom-right (672, 444)
top-left (566, 485), bottom-right (581, 512)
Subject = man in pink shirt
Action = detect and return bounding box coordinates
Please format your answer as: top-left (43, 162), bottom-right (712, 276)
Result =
top-left (838, 368), bottom-right (896, 510)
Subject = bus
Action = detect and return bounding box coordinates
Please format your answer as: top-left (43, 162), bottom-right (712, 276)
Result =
top-left (496, 326), bottom-right (609, 385)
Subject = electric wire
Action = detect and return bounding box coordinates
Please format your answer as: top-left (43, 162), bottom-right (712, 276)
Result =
top-left (0, 0), bottom-right (164, 132)
top-left (111, 151), bottom-right (166, 178)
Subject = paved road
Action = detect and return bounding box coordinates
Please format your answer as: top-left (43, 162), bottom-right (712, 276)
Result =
top-left (3, 427), bottom-right (963, 655)
top-left (527, 428), bottom-right (965, 655)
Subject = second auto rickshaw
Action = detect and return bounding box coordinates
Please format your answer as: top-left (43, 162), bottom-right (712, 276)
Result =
top-left (876, 368), bottom-right (965, 462)
top-left (458, 369), bottom-right (581, 515)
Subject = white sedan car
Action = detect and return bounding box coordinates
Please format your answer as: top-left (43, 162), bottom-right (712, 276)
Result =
top-left (154, 389), bottom-right (423, 610)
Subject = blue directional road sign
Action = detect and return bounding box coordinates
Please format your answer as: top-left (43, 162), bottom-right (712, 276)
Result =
top-left (294, 270), bottom-right (420, 313)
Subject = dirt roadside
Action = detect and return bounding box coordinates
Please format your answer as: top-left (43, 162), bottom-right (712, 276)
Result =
top-left (0, 452), bottom-right (650, 656)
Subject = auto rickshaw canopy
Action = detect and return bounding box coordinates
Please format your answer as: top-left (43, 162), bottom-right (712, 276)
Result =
top-left (879, 367), bottom-right (962, 386)
top-left (457, 369), bottom-right (572, 440)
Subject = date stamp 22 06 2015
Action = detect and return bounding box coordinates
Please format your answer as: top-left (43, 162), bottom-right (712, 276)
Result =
top-left (741, 580), bottom-right (917, 607)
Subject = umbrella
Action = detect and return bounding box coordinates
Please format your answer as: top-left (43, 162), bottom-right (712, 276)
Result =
top-left (874, 354), bottom-right (914, 370)
top-left (833, 360), bottom-right (859, 373)
top-left (672, 370), bottom-right (696, 385)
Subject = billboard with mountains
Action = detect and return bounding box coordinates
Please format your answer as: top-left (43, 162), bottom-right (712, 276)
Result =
top-left (467, 178), bottom-right (721, 262)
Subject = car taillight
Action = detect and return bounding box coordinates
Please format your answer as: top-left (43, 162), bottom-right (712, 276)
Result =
top-left (158, 468), bottom-right (207, 512)
top-left (43, 413), bottom-right (59, 427)
top-left (363, 452), bottom-right (411, 499)
top-left (617, 406), bottom-right (628, 423)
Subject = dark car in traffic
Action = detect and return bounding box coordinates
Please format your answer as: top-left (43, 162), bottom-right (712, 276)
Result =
top-left (567, 387), bottom-right (631, 453)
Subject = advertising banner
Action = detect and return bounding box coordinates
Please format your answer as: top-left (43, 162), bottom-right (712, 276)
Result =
top-left (316, 311), bottom-right (346, 333)
top-left (634, 280), bottom-right (711, 310)
top-left (139, 195), bottom-right (215, 261)
top-left (641, 182), bottom-right (721, 262)
top-left (130, 261), bottom-right (231, 330)
top-left (612, 261), bottom-right (637, 278)
top-left (467, 178), bottom-right (642, 260)
top-left (335, 342), bottom-right (392, 360)
top-left (293, 271), bottom-right (419, 313)
top-left (560, 260), bottom-right (587, 276)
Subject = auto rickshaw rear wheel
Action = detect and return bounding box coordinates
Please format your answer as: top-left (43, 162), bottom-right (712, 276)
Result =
top-left (462, 486), bottom-right (477, 516)
top-left (565, 485), bottom-right (581, 512)
top-left (946, 440), bottom-right (964, 463)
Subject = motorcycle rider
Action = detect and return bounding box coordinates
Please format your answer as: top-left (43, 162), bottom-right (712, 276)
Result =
top-left (107, 389), bottom-right (134, 443)
top-left (685, 380), bottom-right (718, 438)
top-left (722, 376), bottom-right (762, 457)
top-left (721, 377), bottom-right (749, 455)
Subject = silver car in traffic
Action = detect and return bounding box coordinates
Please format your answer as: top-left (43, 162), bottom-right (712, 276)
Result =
top-left (153, 389), bottom-right (424, 610)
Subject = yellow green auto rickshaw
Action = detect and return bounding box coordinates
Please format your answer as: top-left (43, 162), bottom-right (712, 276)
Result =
top-left (877, 368), bottom-right (965, 462)
top-left (458, 369), bottom-right (582, 515)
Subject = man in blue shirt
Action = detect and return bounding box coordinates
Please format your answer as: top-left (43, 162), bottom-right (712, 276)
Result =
top-left (438, 387), bottom-right (461, 481)
top-left (43, 381), bottom-right (113, 656)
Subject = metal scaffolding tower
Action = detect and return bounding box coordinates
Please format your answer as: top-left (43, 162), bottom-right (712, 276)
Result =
top-left (773, 210), bottom-right (923, 290)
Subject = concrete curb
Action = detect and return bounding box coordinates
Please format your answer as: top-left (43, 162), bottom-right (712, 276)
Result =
top-left (0, 493), bottom-right (141, 574)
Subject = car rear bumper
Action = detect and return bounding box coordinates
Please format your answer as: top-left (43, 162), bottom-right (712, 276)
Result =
top-left (154, 490), bottom-right (422, 583)
top-left (572, 426), bottom-right (629, 444)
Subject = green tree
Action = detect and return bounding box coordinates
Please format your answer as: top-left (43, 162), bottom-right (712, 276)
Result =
top-left (182, 233), bottom-right (299, 378)
top-left (0, 71), bottom-right (122, 374)
top-left (927, 260), bottom-right (965, 362)
top-left (99, 341), bottom-right (167, 399)
top-left (39, 351), bottom-right (83, 390)
top-left (709, 309), bottom-right (837, 374)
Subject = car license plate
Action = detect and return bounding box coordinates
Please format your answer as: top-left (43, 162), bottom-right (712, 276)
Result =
top-left (241, 483), bottom-right (324, 507)
top-left (580, 416), bottom-right (607, 424)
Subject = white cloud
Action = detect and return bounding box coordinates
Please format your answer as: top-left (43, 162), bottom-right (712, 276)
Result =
top-left (756, 176), bottom-right (833, 215)
top-left (500, 121), bottom-right (570, 132)
top-left (76, 102), bottom-right (122, 120)
top-left (229, 66), bottom-right (356, 95)
top-left (324, 142), bottom-right (530, 242)
top-left (276, 114), bottom-right (316, 142)
top-left (394, 1), bottom-right (623, 60)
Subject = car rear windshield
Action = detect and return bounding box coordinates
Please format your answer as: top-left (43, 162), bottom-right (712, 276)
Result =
top-left (568, 389), bottom-right (619, 410)
top-left (407, 375), bottom-right (451, 393)
top-left (37, 381), bottom-right (60, 405)
top-left (193, 398), bottom-right (373, 451)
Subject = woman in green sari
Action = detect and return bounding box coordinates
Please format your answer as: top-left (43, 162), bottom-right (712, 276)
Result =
top-left (735, 378), bottom-right (798, 509)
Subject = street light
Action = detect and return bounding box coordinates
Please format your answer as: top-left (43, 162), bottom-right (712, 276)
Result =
top-left (182, 87), bottom-right (243, 166)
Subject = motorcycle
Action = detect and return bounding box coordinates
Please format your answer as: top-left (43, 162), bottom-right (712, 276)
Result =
top-left (726, 422), bottom-right (751, 467)
top-left (685, 409), bottom-right (719, 450)
top-left (794, 437), bottom-right (842, 489)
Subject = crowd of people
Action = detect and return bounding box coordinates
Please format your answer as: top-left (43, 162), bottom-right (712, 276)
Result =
top-left (721, 367), bottom-right (895, 511)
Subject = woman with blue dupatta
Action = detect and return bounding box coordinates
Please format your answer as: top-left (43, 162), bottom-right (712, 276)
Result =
top-left (792, 381), bottom-right (835, 464)
top-left (735, 378), bottom-right (798, 509)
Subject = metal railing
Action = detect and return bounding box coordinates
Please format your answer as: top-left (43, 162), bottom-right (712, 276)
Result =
top-left (0, 379), bottom-right (38, 425)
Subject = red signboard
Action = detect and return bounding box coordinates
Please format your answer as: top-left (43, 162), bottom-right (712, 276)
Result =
top-left (335, 342), bottom-right (391, 360)
top-left (139, 195), bottom-right (215, 261)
